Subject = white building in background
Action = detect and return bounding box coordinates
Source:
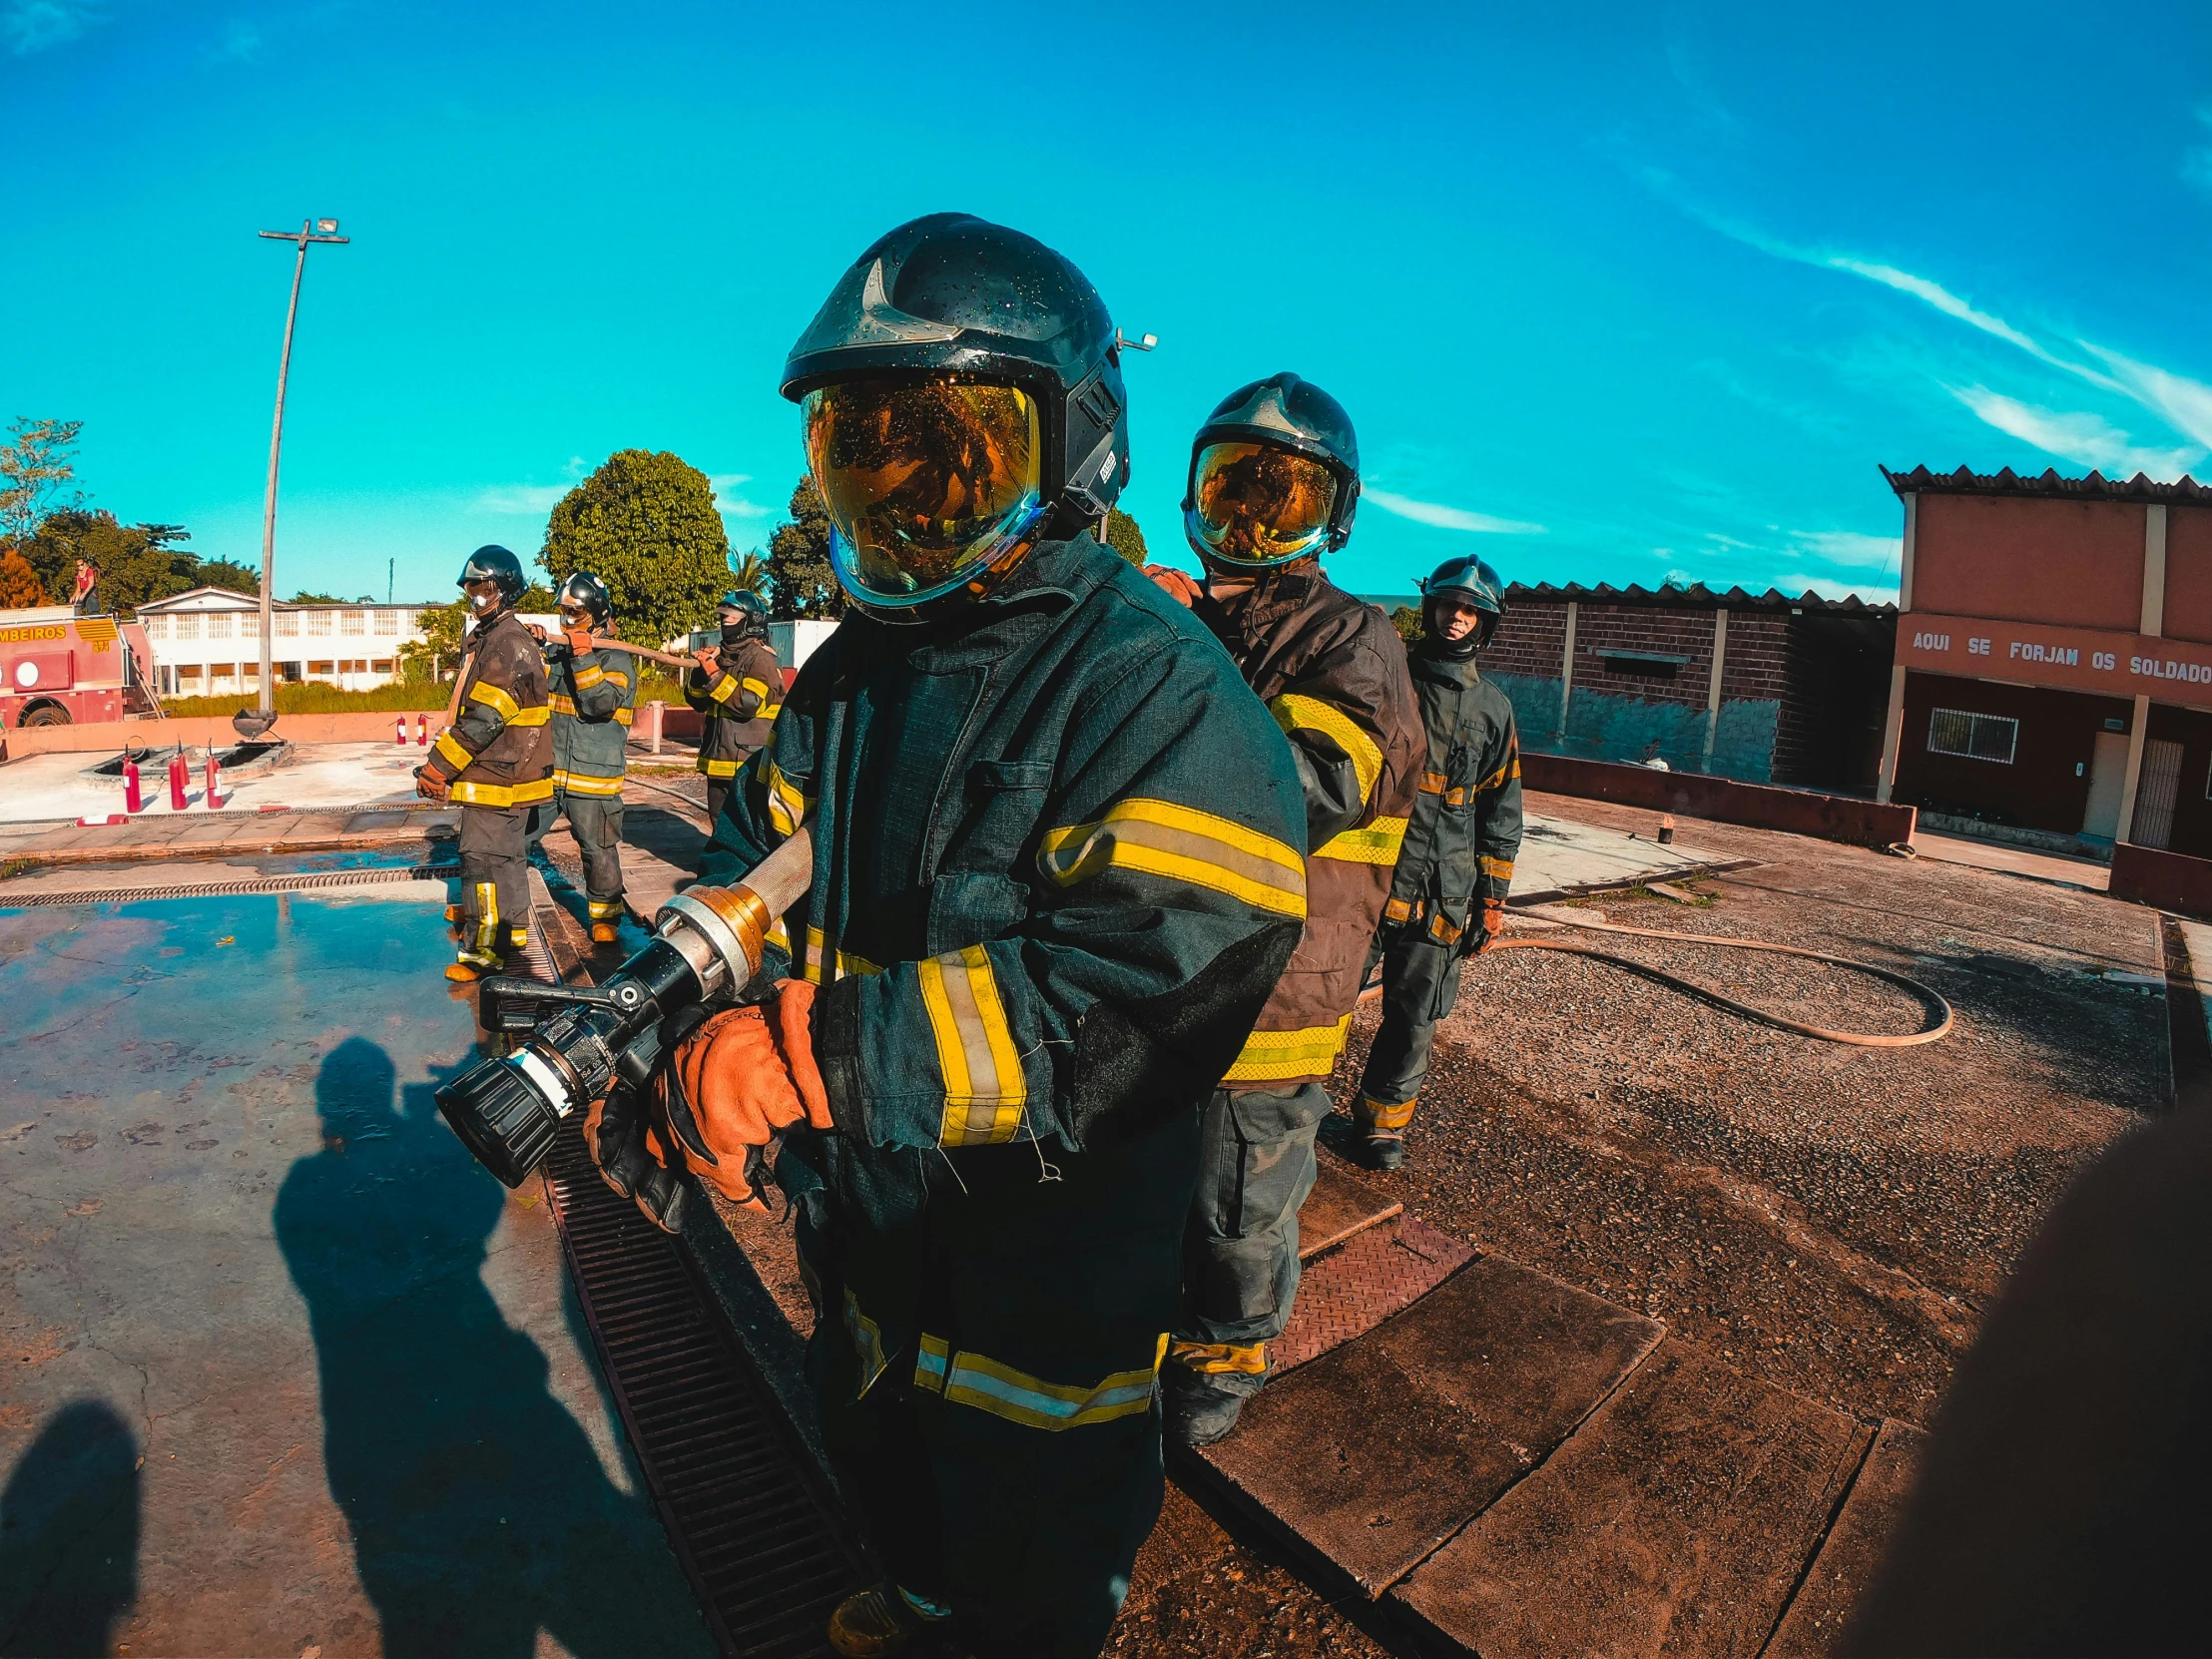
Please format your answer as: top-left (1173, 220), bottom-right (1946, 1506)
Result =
top-left (134, 587), bottom-right (434, 697)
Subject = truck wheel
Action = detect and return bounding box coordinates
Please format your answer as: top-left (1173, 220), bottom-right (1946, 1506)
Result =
top-left (21, 706), bottom-right (70, 727)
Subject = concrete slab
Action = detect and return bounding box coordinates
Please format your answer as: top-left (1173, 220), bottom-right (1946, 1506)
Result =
top-left (0, 742), bottom-right (421, 825)
top-left (617, 803), bottom-right (710, 924)
top-left (1390, 1338), bottom-right (1870, 1659)
top-left (1909, 829), bottom-right (2110, 892)
top-left (1762, 1420), bottom-right (1927, 1659)
top-left (1298, 1161), bottom-right (1402, 1259)
top-left (1272, 1214), bottom-right (1474, 1373)
top-left (1201, 1256), bottom-right (1664, 1597)
top-left (1513, 812), bottom-right (1743, 903)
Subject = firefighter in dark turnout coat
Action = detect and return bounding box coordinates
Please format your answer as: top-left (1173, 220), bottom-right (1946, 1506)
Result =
top-left (1355, 555), bottom-right (1524, 1168)
top-left (538, 570), bottom-right (637, 944)
top-left (684, 590), bottom-right (781, 825)
top-left (587, 217), bottom-right (1308, 1658)
top-left (1145, 375), bottom-right (1422, 1445)
top-left (415, 546), bottom-right (554, 981)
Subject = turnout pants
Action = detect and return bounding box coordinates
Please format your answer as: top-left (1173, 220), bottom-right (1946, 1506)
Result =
top-left (1172, 1082), bottom-right (1330, 1373)
top-left (456, 804), bottom-right (539, 966)
top-left (702, 745), bottom-right (761, 830)
top-left (780, 1111), bottom-right (1199, 1659)
top-left (553, 787), bottom-right (625, 924)
top-left (1356, 928), bottom-right (1465, 1132)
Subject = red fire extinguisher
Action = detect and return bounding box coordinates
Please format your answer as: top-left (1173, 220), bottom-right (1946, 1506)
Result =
top-left (205, 750), bottom-right (222, 810)
top-left (395, 715), bottom-right (407, 745)
top-left (167, 747), bottom-right (189, 812)
top-left (123, 750), bottom-right (143, 814)
top-left (416, 713), bottom-right (428, 747)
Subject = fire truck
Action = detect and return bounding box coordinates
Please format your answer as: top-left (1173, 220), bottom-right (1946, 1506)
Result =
top-left (0, 605), bottom-right (162, 727)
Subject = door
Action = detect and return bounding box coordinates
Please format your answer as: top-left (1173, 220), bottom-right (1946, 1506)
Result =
top-left (2081, 731), bottom-right (2131, 838)
top-left (2133, 738), bottom-right (2185, 850)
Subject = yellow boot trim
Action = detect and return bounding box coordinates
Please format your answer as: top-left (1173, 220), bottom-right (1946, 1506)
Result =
top-left (1359, 1093), bottom-right (1417, 1131)
top-left (1169, 1339), bottom-right (1268, 1376)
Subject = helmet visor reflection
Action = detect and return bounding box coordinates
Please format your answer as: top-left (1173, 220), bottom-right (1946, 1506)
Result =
top-left (802, 379), bottom-right (1046, 605)
top-left (1188, 442), bottom-right (1337, 567)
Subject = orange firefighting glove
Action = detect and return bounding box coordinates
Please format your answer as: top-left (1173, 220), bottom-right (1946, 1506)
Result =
top-left (1144, 565), bottom-right (1203, 608)
top-left (563, 627), bottom-right (595, 657)
top-left (414, 768), bottom-right (450, 803)
top-left (660, 985), bottom-right (832, 1211)
top-left (1466, 896), bottom-right (1507, 955)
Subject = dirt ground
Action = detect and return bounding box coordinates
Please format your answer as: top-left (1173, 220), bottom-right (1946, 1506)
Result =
top-left (551, 785), bottom-right (2171, 1657)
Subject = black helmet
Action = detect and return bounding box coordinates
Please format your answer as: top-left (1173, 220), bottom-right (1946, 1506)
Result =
top-left (556, 570), bottom-right (610, 626)
top-left (457, 545), bottom-right (527, 605)
top-left (781, 213), bottom-right (1128, 619)
top-left (1418, 554), bottom-right (1506, 651)
top-left (718, 589), bottom-right (768, 639)
top-left (1183, 374), bottom-right (1360, 572)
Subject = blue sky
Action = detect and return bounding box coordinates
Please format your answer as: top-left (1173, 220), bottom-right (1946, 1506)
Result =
top-left (7, 1), bottom-right (2211, 607)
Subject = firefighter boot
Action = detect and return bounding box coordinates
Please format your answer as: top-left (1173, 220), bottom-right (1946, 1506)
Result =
top-left (445, 955), bottom-right (500, 984)
top-left (1353, 1093), bottom-right (1416, 1172)
top-left (591, 920), bottom-right (619, 945)
top-left (444, 902), bottom-right (464, 924)
top-left (826, 1584), bottom-right (953, 1657)
top-left (1164, 1346), bottom-right (1269, 1447)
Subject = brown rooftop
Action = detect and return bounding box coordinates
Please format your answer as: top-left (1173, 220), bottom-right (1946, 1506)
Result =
top-left (1882, 463), bottom-right (2212, 502)
top-left (1503, 581), bottom-right (1896, 616)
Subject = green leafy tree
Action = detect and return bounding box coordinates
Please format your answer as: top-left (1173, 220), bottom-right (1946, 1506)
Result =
top-left (0, 418), bottom-right (84, 544)
top-left (195, 558), bottom-right (261, 597)
top-left (729, 549), bottom-right (770, 596)
top-left (1389, 604), bottom-right (1424, 647)
top-left (289, 590), bottom-right (346, 605)
top-left (1101, 507), bottom-right (1150, 566)
top-left (541, 449), bottom-right (730, 648)
top-left (399, 599), bottom-right (467, 683)
top-left (0, 548), bottom-right (46, 607)
top-left (765, 474), bottom-right (843, 620)
top-left (18, 509), bottom-right (200, 615)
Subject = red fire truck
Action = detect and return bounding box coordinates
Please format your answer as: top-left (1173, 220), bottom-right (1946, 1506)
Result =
top-left (0, 605), bottom-right (162, 727)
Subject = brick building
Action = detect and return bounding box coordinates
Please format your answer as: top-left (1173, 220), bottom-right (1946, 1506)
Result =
top-left (1876, 464), bottom-right (2212, 859)
top-left (1484, 584), bottom-right (1898, 790)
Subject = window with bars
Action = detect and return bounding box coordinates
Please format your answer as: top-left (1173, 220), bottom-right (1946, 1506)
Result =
top-left (209, 614), bottom-right (234, 639)
top-left (341, 610), bottom-right (367, 635)
top-left (374, 610), bottom-right (399, 635)
top-left (277, 612), bottom-right (300, 637)
top-left (1928, 708), bottom-right (2018, 764)
top-left (307, 611), bottom-right (333, 637)
top-left (243, 612), bottom-right (261, 638)
top-left (175, 615), bottom-right (201, 640)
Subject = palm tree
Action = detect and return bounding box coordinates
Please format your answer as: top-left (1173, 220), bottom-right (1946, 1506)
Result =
top-left (728, 549), bottom-right (770, 595)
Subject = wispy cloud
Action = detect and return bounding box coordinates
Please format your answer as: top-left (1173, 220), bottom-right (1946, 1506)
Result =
top-left (1946, 385), bottom-right (2203, 478)
top-left (1776, 573), bottom-right (1899, 604)
top-left (474, 483), bottom-right (571, 514)
top-left (4, 0), bottom-right (100, 53)
top-left (1788, 529), bottom-right (1902, 571)
top-left (207, 17), bottom-right (261, 62)
top-left (1365, 487), bottom-right (1546, 535)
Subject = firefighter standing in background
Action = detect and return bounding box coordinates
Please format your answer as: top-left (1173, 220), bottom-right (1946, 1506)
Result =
top-left (589, 215), bottom-right (1307, 1658)
top-left (1144, 375), bottom-right (1422, 1446)
top-left (685, 590), bottom-right (781, 825)
top-left (415, 545), bottom-right (554, 982)
top-left (537, 570), bottom-right (637, 945)
top-left (1353, 555), bottom-right (1524, 1169)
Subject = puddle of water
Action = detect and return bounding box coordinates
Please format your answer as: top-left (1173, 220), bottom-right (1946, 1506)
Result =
top-left (0, 892), bottom-right (710, 1656)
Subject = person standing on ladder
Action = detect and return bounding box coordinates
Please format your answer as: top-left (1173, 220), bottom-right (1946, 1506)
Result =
top-left (536, 570), bottom-right (636, 946)
top-left (415, 546), bottom-right (554, 982)
top-left (684, 590), bottom-right (781, 826)
top-left (1353, 555), bottom-right (1524, 1170)
top-left (1143, 374), bottom-right (1422, 1447)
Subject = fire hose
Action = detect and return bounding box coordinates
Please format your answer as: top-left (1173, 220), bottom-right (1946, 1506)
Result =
top-left (1486, 909), bottom-right (1952, 1048)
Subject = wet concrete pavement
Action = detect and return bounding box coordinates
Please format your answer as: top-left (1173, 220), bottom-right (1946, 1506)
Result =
top-left (0, 884), bottom-right (711, 1657)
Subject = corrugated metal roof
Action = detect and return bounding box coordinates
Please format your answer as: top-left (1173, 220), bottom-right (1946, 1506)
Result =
top-left (1881, 463), bottom-right (2212, 502)
top-left (1502, 581), bottom-right (1897, 616)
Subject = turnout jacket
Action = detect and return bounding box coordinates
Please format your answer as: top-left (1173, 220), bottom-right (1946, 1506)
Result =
top-left (699, 531), bottom-right (1309, 1157)
top-left (685, 636), bottom-right (783, 779)
top-left (1198, 570), bottom-right (1422, 1087)
top-left (424, 608), bottom-right (553, 808)
top-left (548, 644), bottom-right (637, 797)
top-left (1384, 639), bottom-right (1524, 946)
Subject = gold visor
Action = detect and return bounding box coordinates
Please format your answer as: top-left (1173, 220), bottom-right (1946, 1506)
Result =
top-left (1189, 442), bottom-right (1338, 566)
top-left (802, 379), bottom-right (1046, 604)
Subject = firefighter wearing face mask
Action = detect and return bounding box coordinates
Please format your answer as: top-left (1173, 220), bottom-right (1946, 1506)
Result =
top-left (533, 570), bottom-right (636, 945)
top-left (586, 215), bottom-right (1307, 1659)
top-left (416, 545), bottom-right (554, 982)
top-left (1142, 375), bottom-right (1422, 1446)
top-left (685, 590), bottom-right (782, 826)
top-left (1353, 555), bottom-right (1523, 1170)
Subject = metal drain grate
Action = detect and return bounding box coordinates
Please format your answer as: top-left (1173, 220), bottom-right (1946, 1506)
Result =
top-left (0, 864), bottom-right (451, 906)
top-left (528, 885), bottom-right (862, 1657)
top-left (1270, 1216), bottom-right (1475, 1374)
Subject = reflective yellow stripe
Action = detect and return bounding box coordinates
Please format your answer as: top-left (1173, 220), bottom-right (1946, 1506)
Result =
top-left (766, 917), bottom-right (791, 952)
top-left (1169, 1339), bottom-right (1267, 1376)
top-left (1270, 692), bottom-right (1382, 807)
top-left (553, 770), bottom-right (624, 797)
top-left (1477, 752), bottom-right (1522, 794)
top-left (916, 945), bottom-right (1026, 1146)
top-left (1480, 854), bottom-right (1515, 882)
top-left (1427, 911), bottom-right (1463, 945)
top-left (764, 760), bottom-right (809, 837)
top-left (467, 680), bottom-right (521, 721)
top-left (797, 926), bottom-right (879, 985)
top-left (759, 703), bottom-right (783, 723)
top-left (1315, 814), bottom-right (1407, 864)
top-left (1358, 1093), bottom-right (1417, 1131)
top-left (1038, 799), bottom-right (1305, 918)
top-left (740, 676), bottom-right (771, 706)
top-left (604, 670), bottom-right (630, 688)
top-left (614, 706), bottom-right (635, 725)
top-left (505, 704), bottom-right (550, 727)
top-left (468, 881), bottom-right (499, 960)
top-left (449, 775), bottom-right (556, 808)
top-left (844, 1289), bottom-right (890, 1397)
top-left (1419, 770), bottom-right (1470, 807)
top-left (547, 693), bottom-right (579, 716)
top-left (572, 662), bottom-right (606, 689)
top-left (433, 732), bottom-right (473, 773)
top-left (698, 757), bottom-right (742, 778)
top-left (1223, 1013), bottom-right (1353, 1083)
top-left (587, 899), bottom-right (624, 919)
top-left (708, 672), bottom-right (741, 705)
top-left (920, 1334), bottom-right (1165, 1431)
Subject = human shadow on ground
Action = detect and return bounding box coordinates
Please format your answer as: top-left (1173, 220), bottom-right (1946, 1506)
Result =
top-left (0, 1399), bottom-right (140, 1658)
top-left (274, 1037), bottom-right (709, 1659)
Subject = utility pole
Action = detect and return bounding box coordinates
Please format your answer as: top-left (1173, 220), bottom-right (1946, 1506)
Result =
top-left (254, 217), bottom-right (349, 717)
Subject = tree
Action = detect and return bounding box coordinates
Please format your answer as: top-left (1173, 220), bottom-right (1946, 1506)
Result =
top-left (0, 418), bottom-right (84, 544)
top-left (399, 600), bottom-right (466, 683)
top-left (196, 559), bottom-right (261, 597)
top-left (765, 473), bottom-right (843, 620)
top-left (729, 549), bottom-right (770, 596)
top-left (1389, 604), bottom-right (1424, 647)
top-left (541, 449), bottom-right (730, 649)
top-left (1101, 507), bottom-right (1150, 566)
top-left (289, 590), bottom-right (346, 605)
top-left (16, 509), bottom-right (200, 616)
top-left (0, 548), bottom-right (45, 608)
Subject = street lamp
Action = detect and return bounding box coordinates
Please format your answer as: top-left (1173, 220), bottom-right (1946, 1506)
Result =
top-left (251, 216), bottom-right (349, 721)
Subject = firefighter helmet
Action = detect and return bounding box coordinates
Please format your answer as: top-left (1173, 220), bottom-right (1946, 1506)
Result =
top-left (1183, 374), bottom-right (1361, 571)
top-left (718, 590), bottom-right (768, 639)
top-left (556, 570), bottom-right (611, 626)
top-left (457, 545), bottom-right (527, 604)
top-left (1418, 554), bottom-right (1506, 648)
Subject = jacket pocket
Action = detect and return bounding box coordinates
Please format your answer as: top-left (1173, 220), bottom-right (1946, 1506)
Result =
top-left (940, 758), bottom-right (1054, 873)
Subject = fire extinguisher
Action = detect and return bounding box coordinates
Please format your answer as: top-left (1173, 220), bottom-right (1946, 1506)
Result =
top-left (123, 750), bottom-right (143, 815)
top-left (205, 750), bottom-right (222, 810)
top-left (167, 746), bottom-right (189, 811)
top-left (416, 713), bottom-right (428, 747)
top-left (395, 715), bottom-right (407, 745)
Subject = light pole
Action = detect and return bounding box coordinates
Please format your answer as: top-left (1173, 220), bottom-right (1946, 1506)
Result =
top-left (253, 217), bottom-right (349, 719)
